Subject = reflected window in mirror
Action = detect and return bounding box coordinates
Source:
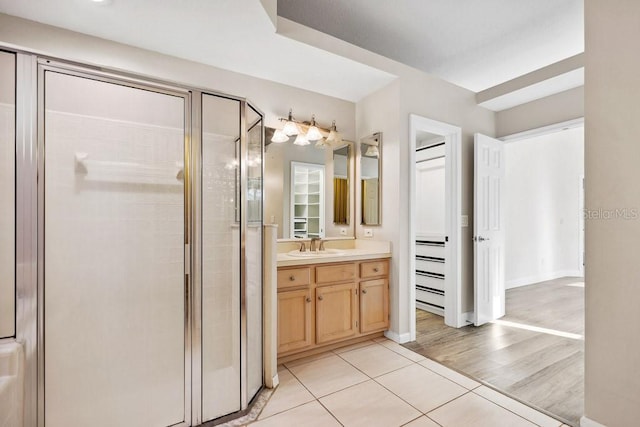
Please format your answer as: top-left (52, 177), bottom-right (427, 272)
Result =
top-left (333, 144), bottom-right (350, 225)
top-left (360, 132), bottom-right (382, 225)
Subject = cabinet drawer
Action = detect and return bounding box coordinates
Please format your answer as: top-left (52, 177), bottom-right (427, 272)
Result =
top-left (277, 267), bottom-right (311, 289)
top-left (316, 263), bottom-right (356, 284)
top-left (360, 260), bottom-right (388, 278)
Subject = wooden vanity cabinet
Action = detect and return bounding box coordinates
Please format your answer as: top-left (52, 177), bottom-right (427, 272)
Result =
top-left (316, 282), bottom-right (358, 344)
top-left (277, 287), bottom-right (314, 353)
top-left (277, 258), bottom-right (389, 358)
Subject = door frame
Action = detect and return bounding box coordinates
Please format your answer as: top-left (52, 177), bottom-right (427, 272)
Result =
top-left (409, 114), bottom-right (463, 336)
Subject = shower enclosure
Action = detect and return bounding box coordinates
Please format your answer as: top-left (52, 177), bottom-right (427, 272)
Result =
top-left (10, 54), bottom-right (264, 427)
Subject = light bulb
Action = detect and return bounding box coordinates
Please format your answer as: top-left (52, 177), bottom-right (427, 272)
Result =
top-left (365, 145), bottom-right (379, 157)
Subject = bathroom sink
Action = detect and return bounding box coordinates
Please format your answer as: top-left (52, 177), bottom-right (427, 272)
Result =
top-left (287, 248), bottom-right (346, 257)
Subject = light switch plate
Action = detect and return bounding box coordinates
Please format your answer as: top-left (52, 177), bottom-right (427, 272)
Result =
top-left (364, 228), bottom-right (373, 237)
top-left (461, 215), bottom-right (469, 227)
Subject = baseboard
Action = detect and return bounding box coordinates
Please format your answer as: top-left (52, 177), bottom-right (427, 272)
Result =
top-left (416, 301), bottom-right (444, 317)
top-left (580, 415), bottom-right (607, 427)
top-left (384, 330), bottom-right (411, 344)
top-left (506, 270), bottom-right (584, 289)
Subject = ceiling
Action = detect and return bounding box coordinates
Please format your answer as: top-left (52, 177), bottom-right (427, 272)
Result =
top-left (0, 0), bottom-right (584, 105)
top-left (0, 0), bottom-right (396, 102)
top-left (278, 0), bottom-right (584, 92)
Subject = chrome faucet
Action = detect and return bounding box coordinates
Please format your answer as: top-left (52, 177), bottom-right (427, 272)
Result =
top-left (310, 237), bottom-right (322, 252)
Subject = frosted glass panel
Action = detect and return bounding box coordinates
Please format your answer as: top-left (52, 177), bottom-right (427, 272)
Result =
top-left (0, 51), bottom-right (15, 339)
top-left (202, 94), bottom-right (241, 421)
top-left (246, 106), bottom-right (263, 399)
top-left (44, 72), bottom-right (186, 427)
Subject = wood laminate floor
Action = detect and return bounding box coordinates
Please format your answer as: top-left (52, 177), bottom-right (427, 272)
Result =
top-left (404, 276), bottom-right (584, 426)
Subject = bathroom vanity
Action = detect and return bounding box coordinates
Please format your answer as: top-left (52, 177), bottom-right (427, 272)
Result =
top-left (276, 244), bottom-right (391, 361)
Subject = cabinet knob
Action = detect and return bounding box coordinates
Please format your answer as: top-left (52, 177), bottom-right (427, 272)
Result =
top-left (305, 297), bottom-right (311, 303)
top-left (373, 267), bottom-right (379, 273)
top-left (318, 295), bottom-right (324, 301)
top-left (362, 289), bottom-right (367, 294)
top-left (289, 275), bottom-right (295, 281)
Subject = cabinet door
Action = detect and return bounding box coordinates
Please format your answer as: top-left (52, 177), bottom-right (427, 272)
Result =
top-left (278, 288), bottom-right (314, 354)
top-left (316, 283), bottom-right (358, 344)
top-left (360, 279), bottom-right (389, 333)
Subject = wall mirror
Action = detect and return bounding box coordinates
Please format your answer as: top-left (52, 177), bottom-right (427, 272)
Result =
top-left (360, 132), bottom-right (382, 225)
top-left (264, 127), bottom-right (354, 239)
top-left (332, 144), bottom-right (350, 225)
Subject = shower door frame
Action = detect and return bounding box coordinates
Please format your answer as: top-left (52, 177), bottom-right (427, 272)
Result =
top-left (36, 59), bottom-right (194, 427)
top-left (9, 52), bottom-right (265, 427)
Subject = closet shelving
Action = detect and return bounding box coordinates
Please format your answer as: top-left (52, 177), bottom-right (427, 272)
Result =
top-left (290, 162), bottom-right (324, 238)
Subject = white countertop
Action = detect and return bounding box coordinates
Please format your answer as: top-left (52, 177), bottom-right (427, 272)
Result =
top-left (277, 248), bottom-right (391, 267)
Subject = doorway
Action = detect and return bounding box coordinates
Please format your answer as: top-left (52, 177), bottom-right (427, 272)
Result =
top-left (27, 58), bottom-right (264, 426)
top-left (409, 114), bottom-right (463, 336)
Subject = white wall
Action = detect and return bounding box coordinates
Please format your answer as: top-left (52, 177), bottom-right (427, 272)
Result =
top-left (585, 1), bottom-right (640, 426)
top-left (496, 86), bottom-right (584, 138)
top-left (415, 157), bottom-right (445, 236)
top-left (504, 127), bottom-right (584, 288)
top-left (357, 70), bottom-right (495, 339)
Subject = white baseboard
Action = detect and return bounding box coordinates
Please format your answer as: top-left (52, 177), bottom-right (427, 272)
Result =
top-left (580, 415), bottom-right (607, 427)
top-left (416, 301), bottom-right (444, 317)
top-left (506, 270), bottom-right (584, 289)
top-left (384, 330), bottom-right (412, 344)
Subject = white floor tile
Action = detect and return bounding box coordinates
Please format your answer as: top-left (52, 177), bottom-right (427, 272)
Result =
top-left (339, 343), bottom-right (413, 377)
top-left (428, 392), bottom-right (536, 427)
top-left (249, 401), bottom-right (340, 427)
top-left (473, 386), bottom-right (563, 427)
top-left (332, 340), bottom-right (377, 354)
top-left (287, 354), bottom-right (368, 397)
top-left (320, 380), bottom-right (421, 427)
top-left (282, 351), bottom-right (335, 369)
top-left (419, 357), bottom-right (481, 389)
top-left (376, 364), bottom-right (467, 413)
top-left (402, 416), bottom-right (441, 427)
top-left (258, 368), bottom-right (315, 420)
top-left (378, 340), bottom-right (427, 362)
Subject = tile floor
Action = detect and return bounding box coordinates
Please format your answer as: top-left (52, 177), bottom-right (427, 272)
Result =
top-left (247, 338), bottom-right (572, 427)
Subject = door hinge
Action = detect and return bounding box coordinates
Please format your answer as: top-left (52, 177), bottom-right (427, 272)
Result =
top-left (355, 320), bottom-right (358, 327)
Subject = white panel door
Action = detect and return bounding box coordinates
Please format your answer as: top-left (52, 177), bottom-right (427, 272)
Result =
top-left (473, 133), bottom-right (505, 326)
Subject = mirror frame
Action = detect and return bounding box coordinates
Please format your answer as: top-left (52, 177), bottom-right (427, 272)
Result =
top-left (332, 142), bottom-right (351, 226)
top-left (360, 132), bottom-right (382, 226)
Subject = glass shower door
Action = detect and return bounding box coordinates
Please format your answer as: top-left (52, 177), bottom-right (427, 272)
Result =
top-left (42, 70), bottom-right (189, 427)
top-left (201, 94), bottom-right (242, 421)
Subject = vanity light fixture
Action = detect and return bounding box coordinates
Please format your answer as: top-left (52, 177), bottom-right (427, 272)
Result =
top-left (294, 133), bottom-right (310, 146)
top-left (306, 115), bottom-right (323, 141)
top-left (326, 121), bottom-right (342, 144)
top-left (281, 109), bottom-right (299, 136)
top-left (271, 108), bottom-right (342, 148)
top-left (271, 129), bottom-right (289, 143)
top-left (365, 145), bottom-right (379, 157)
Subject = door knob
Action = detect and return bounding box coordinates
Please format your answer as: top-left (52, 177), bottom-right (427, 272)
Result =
top-left (318, 295), bottom-right (323, 301)
top-left (362, 289), bottom-right (367, 294)
top-left (474, 236), bottom-right (490, 242)
top-left (289, 275), bottom-right (296, 281)
top-left (305, 297), bottom-right (311, 303)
